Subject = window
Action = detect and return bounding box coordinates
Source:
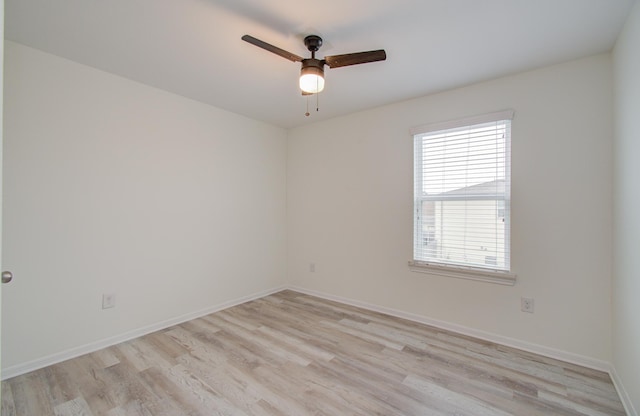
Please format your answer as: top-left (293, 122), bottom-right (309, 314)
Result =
top-left (409, 111), bottom-right (515, 284)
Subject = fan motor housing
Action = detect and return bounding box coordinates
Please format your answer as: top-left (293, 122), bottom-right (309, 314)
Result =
top-left (301, 58), bottom-right (324, 72)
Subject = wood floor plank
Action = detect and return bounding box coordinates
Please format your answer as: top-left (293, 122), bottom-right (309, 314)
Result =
top-left (1, 290), bottom-right (627, 415)
top-left (53, 396), bottom-right (95, 416)
top-left (1, 380), bottom-right (16, 416)
top-left (103, 400), bottom-right (153, 416)
top-left (8, 372), bottom-right (56, 415)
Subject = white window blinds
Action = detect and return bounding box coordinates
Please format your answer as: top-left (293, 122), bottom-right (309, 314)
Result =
top-left (412, 111), bottom-right (513, 272)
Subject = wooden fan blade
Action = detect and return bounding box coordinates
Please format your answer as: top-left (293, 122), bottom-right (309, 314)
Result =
top-left (241, 35), bottom-right (304, 63)
top-left (324, 50), bottom-right (386, 68)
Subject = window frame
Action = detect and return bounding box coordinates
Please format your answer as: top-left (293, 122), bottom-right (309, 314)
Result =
top-left (409, 110), bottom-right (516, 285)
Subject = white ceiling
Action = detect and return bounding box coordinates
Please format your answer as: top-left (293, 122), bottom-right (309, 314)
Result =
top-left (5, 0), bottom-right (636, 128)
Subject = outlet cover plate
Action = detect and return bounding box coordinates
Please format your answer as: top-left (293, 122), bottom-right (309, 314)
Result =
top-left (521, 297), bottom-right (534, 313)
top-left (102, 293), bottom-right (116, 309)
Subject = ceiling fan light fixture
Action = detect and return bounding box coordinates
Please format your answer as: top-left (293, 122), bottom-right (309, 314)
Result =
top-left (242, 34), bottom-right (386, 99)
top-left (299, 60), bottom-right (325, 93)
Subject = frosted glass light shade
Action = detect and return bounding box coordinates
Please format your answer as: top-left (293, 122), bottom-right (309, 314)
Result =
top-left (299, 65), bottom-right (325, 93)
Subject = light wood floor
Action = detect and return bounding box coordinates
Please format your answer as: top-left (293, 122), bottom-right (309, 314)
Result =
top-left (1, 290), bottom-right (626, 416)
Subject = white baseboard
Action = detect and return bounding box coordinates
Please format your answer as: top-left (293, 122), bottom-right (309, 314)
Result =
top-left (287, 285), bottom-right (611, 372)
top-left (1, 285), bottom-right (287, 380)
top-left (610, 364), bottom-right (638, 416)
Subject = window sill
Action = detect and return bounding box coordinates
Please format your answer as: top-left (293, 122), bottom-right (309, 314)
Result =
top-left (408, 260), bottom-right (516, 286)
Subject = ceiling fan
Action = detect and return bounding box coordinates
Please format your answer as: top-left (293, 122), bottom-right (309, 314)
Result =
top-left (242, 34), bottom-right (386, 95)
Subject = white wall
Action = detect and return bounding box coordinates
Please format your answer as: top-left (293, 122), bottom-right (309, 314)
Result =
top-left (613, 1), bottom-right (640, 414)
top-left (1, 42), bottom-right (287, 372)
top-left (288, 54), bottom-right (613, 363)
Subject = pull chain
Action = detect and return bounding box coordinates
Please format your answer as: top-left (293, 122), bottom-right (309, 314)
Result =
top-left (304, 91), bottom-right (320, 117)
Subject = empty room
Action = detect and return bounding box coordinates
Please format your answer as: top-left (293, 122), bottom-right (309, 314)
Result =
top-left (1, 0), bottom-right (639, 415)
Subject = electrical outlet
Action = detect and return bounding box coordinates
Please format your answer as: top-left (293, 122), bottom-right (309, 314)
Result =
top-left (309, 262), bottom-right (316, 273)
top-left (102, 293), bottom-right (116, 309)
top-left (521, 297), bottom-right (534, 313)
